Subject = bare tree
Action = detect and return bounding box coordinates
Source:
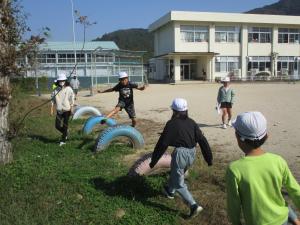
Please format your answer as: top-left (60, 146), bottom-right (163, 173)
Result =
top-left (0, 0), bottom-right (45, 164)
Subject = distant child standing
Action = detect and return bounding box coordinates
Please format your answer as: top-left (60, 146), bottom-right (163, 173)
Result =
top-left (226, 111), bottom-right (300, 225)
top-left (70, 75), bottom-right (80, 100)
top-left (149, 98), bottom-right (213, 218)
top-left (97, 72), bottom-right (145, 127)
top-left (217, 77), bottom-right (235, 129)
top-left (51, 73), bottom-right (75, 146)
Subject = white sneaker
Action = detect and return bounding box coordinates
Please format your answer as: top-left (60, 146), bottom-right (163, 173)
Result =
top-left (222, 124), bottom-right (227, 129)
top-left (228, 120), bottom-right (232, 127)
top-left (59, 141), bottom-right (66, 147)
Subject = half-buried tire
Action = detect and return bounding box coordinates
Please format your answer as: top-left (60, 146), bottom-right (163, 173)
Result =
top-left (128, 153), bottom-right (172, 176)
top-left (82, 116), bottom-right (117, 135)
top-left (94, 125), bottom-right (145, 152)
top-left (73, 106), bottom-right (101, 120)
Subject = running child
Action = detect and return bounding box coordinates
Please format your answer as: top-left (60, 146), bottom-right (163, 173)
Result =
top-left (149, 98), bottom-right (213, 218)
top-left (97, 71), bottom-right (145, 127)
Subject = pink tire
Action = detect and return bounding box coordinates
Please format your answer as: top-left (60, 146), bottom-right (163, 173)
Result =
top-left (128, 153), bottom-right (172, 176)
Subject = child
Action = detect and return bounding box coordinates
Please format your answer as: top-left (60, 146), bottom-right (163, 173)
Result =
top-left (226, 111), bottom-right (300, 225)
top-left (70, 75), bottom-right (80, 100)
top-left (149, 98), bottom-right (213, 218)
top-left (51, 73), bottom-right (75, 146)
top-left (217, 77), bottom-right (235, 129)
top-left (97, 71), bottom-right (145, 127)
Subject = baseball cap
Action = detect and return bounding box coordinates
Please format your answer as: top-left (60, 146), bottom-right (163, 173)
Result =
top-left (221, 77), bottom-right (230, 83)
top-left (232, 111), bottom-right (267, 141)
top-left (118, 71), bottom-right (128, 79)
top-left (171, 98), bottom-right (188, 112)
top-left (57, 73), bottom-right (67, 81)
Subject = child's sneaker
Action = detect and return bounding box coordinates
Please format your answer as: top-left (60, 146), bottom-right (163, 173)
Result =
top-left (100, 118), bottom-right (107, 124)
top-left (59, 141), bottom-right (66, 147)
top-left (222, 123), bottom-right (227, 129)
top-left (162, 186), bottom-right (175, 199)
top-left (228, 120), bottom-right (232, 127)
top-left (189, 204), bottom-right (203, 218)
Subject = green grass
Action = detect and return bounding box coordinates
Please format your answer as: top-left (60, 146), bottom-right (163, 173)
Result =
top-left (2, 92), bottom-right (231, 225)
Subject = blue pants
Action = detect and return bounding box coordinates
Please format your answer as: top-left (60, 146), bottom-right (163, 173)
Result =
top-left (282, 206), bottom-right (298, 225)
top-left (168, 147), bottom-right (197, 206)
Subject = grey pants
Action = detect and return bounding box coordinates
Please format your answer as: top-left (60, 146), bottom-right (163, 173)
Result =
top-left (168, 147), bottom-right (197, 206)
top-left (282, 206), bottom-right (298, 225)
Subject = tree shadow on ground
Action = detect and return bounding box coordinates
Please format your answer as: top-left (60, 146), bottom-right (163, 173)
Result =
top-left (28, 135), bottom-right (59, 144)
top-left (77, 136), bottom-right (95, 151)
top-left (90, 175), bottom-right (179, 214)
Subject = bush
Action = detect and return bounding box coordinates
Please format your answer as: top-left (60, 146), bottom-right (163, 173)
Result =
top-left (11, 77), bottom-right (49, 93)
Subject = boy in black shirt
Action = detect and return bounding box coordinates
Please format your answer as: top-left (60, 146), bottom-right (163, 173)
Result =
top-left (98, 72), bottom-right (145, 127)
top-left (149, 98), bottom-right (213, 218)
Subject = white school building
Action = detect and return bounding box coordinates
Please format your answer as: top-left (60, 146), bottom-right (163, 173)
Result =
top-left (148, 11), bottom-right (300, 82)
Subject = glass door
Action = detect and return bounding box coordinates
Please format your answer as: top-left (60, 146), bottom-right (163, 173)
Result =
top-left (180, 64), bottom-right (190, 80)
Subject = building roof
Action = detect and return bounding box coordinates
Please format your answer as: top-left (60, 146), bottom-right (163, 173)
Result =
top-left (38, 41), bottom-right (119, 51)
top-left (149, 11), bottom-right (300, 32)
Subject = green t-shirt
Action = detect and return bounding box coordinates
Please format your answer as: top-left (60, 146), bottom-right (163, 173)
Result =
top-left (226, 152), bottom-right (300, 225)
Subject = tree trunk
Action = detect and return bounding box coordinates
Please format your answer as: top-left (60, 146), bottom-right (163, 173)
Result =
top-left (0, 76), bottom-right (12, 164)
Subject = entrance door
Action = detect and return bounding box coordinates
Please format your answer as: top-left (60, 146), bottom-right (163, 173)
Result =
top-left (180, 64), bottom-right (190, 80)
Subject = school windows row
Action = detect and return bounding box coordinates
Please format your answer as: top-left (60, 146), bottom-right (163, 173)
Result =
top-left (215, 56), bottom-right (298, 74)
top-left (32, 53), bottom-right (128, 64)
top-left (180, 26), bottom-right (300, 44)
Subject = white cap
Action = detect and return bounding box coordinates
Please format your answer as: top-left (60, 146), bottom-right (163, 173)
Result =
top-left (57, 73), bottom-right (67, 81)
top-left (171, 98), bottom-right (188, 112)
top-left (232, 111), bottom-right (267, 141)
top-left (118, 71), bottom-right (128, 79)
top-left (221, 77), bottom-right (230, 82)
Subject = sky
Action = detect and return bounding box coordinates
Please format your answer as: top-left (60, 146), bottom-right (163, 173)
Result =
top-left (22, 0), bottom-right (278, 41)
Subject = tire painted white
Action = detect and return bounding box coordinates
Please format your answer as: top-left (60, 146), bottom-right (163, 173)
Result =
top-left (72, 106), bottom-right (101, 120)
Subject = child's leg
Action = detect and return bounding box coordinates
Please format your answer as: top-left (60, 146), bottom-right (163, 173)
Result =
top-left (55, 113), bottom-right (64, 133)
top-left (124, 103), bottom-right (136, 127)
top-left (131, 118), bottom-right (136, 127)
top-left (221, 108), bottom-right (227, 124)
top-left (227, 107), bottom-right (232, 122)
top-left (288, 206), bottom-right (300, 225)
top-left (168, 148), bottom-right (197, 207)
top-left (106, 107), bottom-right (121, 118)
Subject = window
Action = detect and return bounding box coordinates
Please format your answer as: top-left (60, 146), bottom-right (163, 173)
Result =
top-left (215, 26), bottom-right (240, 43)
top-left (277, 56), bottom-right (298, 75)
top-left (248, 27), bottom-right (272, 43)
top-left (76, 53), bottom-right (85, 63)
top-left (58, 54), bottom-right (66, 63)
top-left (248, 56), bottom-right (271, 72)
top-left (215, 56), bottom-right (240, 73)
top-left (278, 28), bottom-right (300, 44)
top-left (180, 25), bottom-right (208, 42)
top-left (46, 54), bottom-right (56, 63)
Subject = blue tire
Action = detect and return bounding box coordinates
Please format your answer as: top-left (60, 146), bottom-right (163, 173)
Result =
top-left (94, 125), bottom-right (145, 152)
top-left (82, 116), bottom-right (117, 135)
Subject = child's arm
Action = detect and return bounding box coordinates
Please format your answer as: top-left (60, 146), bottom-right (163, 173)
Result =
top-left (217, 87), bottom-right (221, 104)
top-left (226, 168), bottom-right (243, 225)
top-left (283, 162), bottom-right (300, 209)
top-left (231, 89), bottom-right (235, 104)
top-left (195, 125), bottom-right (212, 166)
top-left (136, 85), bottom-right (146, 91)
top-left (50, 103), bottom-right (54, 116)
top-left (97, 88), bottom-right (114, 94)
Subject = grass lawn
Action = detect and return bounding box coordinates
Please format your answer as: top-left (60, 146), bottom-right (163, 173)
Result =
top-left (2, 89), bottom-right (230, 225)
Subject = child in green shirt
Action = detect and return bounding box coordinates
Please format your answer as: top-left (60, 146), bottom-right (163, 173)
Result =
top-left (226, 111), bottom-right (300, 225)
